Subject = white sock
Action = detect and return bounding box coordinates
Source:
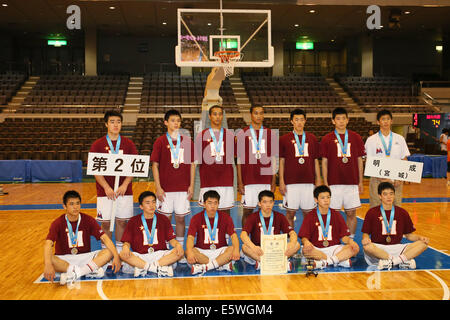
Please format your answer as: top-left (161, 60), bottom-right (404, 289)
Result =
top-left (79, 261), bottom-right (99, 277)
top-left (115, 241), bottom-right (123, 253)
top-left (327, 255), bottom-right (340, 266)
top-left (206, 259), bottom-right (219, 270)
top-left (147, 261), bottom-right (159, 273)
top-left (392, 254), bottom-right (407, 266)
top-left (349, 234), bottom-right (355, 239)
top-left (176, 237), bottom-right (184, 248)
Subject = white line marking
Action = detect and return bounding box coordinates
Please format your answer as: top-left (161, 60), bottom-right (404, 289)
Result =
top-left (425, 270), bottom-right (450, 300)
top-left (97, 280), bottom-right (109, 300)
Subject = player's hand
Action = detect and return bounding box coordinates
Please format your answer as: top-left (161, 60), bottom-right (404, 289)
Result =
top-left (302, 241), bottom-right (314, 255)
top-left (279, 182), bottom-right (287, 196)
top-left (361, 237), bottom-right (371, 246)
top-left (349, 239), bottom-right (360, 254)
top-left (419, 236), bottom-right (429, 244)
top-left (238, 182), bottom-right (245, 195)
top-left (315, 178), bottom-right (323, 187)
top-left (285, 241), bottom-right (298, 257)
top-left (231, 247), bottom-right (240, 261)
top-left (358, 182), bottom-right (364, 194)
top-left (187, 185), bottom-right (194, 201)
top-left (186, 250), bottom-right (197, 265)
top-left (111, 255), bottom-right (121, 273)
top-left (254, 245), bottom-right (264, 257)
top-left (104, 186), bottom-right (116, 200)
top-left (121, 246), bottom-right (131, 260)
top-left (156, 187), bottom-right (166, 202)
top-left (175, 243), bottom-right (184, 257)
top-left (115, 184), bottom-right (128, 198)
top-left (44, 263), bottom-right (56, 283)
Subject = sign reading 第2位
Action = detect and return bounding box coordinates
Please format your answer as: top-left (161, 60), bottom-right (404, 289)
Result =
top-left (364, 156), bottom-right (423, 183)
top-left (87, 152), bottom-right (150, 177)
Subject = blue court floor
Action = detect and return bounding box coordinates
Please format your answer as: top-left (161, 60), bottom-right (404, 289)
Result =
top-left (28, 198), bottom-right (450, 283)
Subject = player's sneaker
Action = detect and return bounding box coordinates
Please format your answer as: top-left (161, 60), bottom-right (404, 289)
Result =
top-left (134, 267), bottom-right (147, 277)
top-left (312, 260), bottom-right (327, 270)
top-left (338, 259), bottom-right (352, 268)
top-left (86, 267), bottom-right (105, 279)
top-left (191, 264), bottom-right (208, 275)
top-left (399, 259), bottom-right (416, 269)
top-left (217, 262), bottom-right (233, 272)
top-left (157, 265), bottom-right (174, 277)
top-left (286, 260), bottom-right (293, 272)
top-left (60, 265), bottom-right (81, 286)
top-left (254, 261), bottom-right (261, 271)
top-left (377, 259), bottom-right (393, 270)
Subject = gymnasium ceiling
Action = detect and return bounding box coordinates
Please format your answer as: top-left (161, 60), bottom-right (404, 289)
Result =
top-left (0, 0), bottom-right (449, 43)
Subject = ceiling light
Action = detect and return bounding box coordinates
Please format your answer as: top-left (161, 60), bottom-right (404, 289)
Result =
top-left (404, 11), bottom-right (411, 14)
top-left (436, 45), bottom-right (443, 52)
top-left (109, 6), bottom-right (115, 10)
top-left (207, 23), bottom-right (212, 26)
top-left (162, 22), bottom-right (167, 25)
top-left (294, 24), bottom-right (299, 27)
top-left (309, 10), bottom-right (316, 13)
top-left (2, 3), bottom-right (8, 7)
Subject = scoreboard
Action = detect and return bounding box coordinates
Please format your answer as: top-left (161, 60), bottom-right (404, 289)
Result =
top-left (412, 113), bottom-right (450, 144)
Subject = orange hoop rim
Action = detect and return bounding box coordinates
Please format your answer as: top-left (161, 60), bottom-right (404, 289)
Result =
top-left (214, 50), bottom-right (241, 63)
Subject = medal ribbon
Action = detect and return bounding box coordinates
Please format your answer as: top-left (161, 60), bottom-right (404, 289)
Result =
top-left (209, 128), bottom-right (224, 158)
top-left (141, 213), bottom-right (157, 246)
top-left (259, 211), bottom-right (274, 235)
top-left (106, 134), bottom-right (121, 154)
top-left (378, 131), bottom-right (393, 157)
top-left (316, 208), bottom-right (331, 241)
top-left (65, 215), bottom-right (81, 248)
top-left (204, 211), bottom-right (219, 244)
top-left (293, 131), bottom-right (306, 157)
top-left (166, 132), bottom-right (181, 164)
top-left (380, 204), bottom-right (395, 235)
top-left (334, 129), bottom-right (348, 157)
top-left (250, 124), bottom-right (264, 156)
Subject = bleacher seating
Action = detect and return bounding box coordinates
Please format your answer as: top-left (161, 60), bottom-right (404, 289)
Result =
top-left (0, 74), bottom-right (26, 106)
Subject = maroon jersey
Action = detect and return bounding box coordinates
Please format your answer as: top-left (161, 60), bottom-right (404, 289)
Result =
top-left (195, 128), bottom-right (236, 188)
top-left (361, 206), bottom-right (416, 245)
top-left (46, 213), bottom-right (105, 255)
top-left (121, 213), bottom-right (176, 254)
top-left (319, 129), bottom-right (365, 185)
top-left (150, 134), bottom-right (194, 192)
top-left (279, 131), bottom-right (319, 185)
top-left (187, 210), bottom-right (236, 250)
top-left (243, 210), bottom-right (293, 247)
top-left (89, 135), bottom-right (138, 197)
top-left (236, 126), bottom-right (275, 186)
top-left (298, 208), bottom-right (350, 248)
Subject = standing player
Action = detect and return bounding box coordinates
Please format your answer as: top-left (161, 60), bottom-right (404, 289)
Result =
top-left (365, 109), bottom-right (410, 208)
top-left (236, 106), bottom-right (276, 228)
top-left (151, 109), bottom-right (195, 258)
top-left (120, 191), bottom-right (184, 277)
top-left (186, 190), bottom-right (240, 275)
top-left (196, 105), bottom-right (236, 213)
top-left (240, 190), bottom-right (300, 271)
top-left (90, 110), bottom-right (138, 253)
top-left (320, 107), bottom-right (365, 238)
top-left (43, 190), bottom-right (121, 286)
top-left (298, 185), bottom-right (359, 270)
top-left (361, 182), bottom-right (429, 270)
top-left (279, 108), bottom-right (321, 228)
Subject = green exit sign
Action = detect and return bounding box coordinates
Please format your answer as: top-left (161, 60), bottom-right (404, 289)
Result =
top-left (296, 41), bottom-right (314, 50)
top-left (48, 40), bottom-right (67, 47)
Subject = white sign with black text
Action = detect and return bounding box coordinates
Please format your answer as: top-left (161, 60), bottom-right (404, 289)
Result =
top-left (364, 156), bottom-right (423, 183)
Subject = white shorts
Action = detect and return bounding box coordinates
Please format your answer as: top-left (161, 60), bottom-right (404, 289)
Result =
top-left (122, 249), bottom-right (174, 274)
top-left (56, 250), bottom-right (101, 267)
top-left (198, 187), bottom-right (235, 210)
top-left (96, 195), bottom-right (134, 222)
top-left (364, 243), bottom-right (408, 266)
top-left (282, 183), bottom-right (316, 211)
top-left (157, 191), bottom-right (190, 216)
top-left (329, 185), bottom-right (361, 211)
top-left (241, 184), bottom-right (271, 209)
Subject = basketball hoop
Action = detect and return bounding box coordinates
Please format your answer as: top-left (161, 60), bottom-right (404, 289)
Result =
top-left (213, 50), bottom-right (243, 77)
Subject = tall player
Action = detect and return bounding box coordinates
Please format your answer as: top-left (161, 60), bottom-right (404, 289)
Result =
top-left (196, 105), bottom-right (236, 213)
top-left (361, 182), bottom-right (428, 270)
top-left (186, 190), bottom-right (240, 275)
top-left (236, 106), bottom-right (276, 228)
top-left (320, 107), bottom-right (365, 238)
top-left (298, 185), bottom-right (359, 270)
top-left (279, 108), bottom-right (321, 228)
top-left (151, 109), bottom-right (195, 259)
top-left (365, 109), bottom-right (410, 208)
top-left (43, 190), bottom-right (121, 286)
top-left (90, 110), bottom-right (138, 253)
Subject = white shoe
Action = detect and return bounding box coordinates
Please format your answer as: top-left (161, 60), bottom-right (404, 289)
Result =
top-left (338, 259), bottom-right (352, 268)
top-left (60, 265), bottom-right (80, 285)
top-left (157, 265), bottom-right (174, 277)
top-left (286, 260), bottom-right (293, 272)
top-left (134, 267), bottom-right (147, 277)
top-left (399, 259), bottom-right (416, 269)
top-left (377, 259), bottom-right (393, 270)
top-left (217, 262), bottom-right (233, 272)
top-left (179, 257), bottom-right (188, 264)
top-left (312, 260), bottom-right (327, 270)
top-left (191, 264), bottom-right (208, 275)
top-left (86, 267), bottom-right (105, 279)
top-left (254, 261), bottom-right (261, 271)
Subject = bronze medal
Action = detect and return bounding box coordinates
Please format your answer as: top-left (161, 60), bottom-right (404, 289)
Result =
top-left (322, 240), bottom-right (329, 247)
top-left (386, 236), bottom-right (391, 243)
top-left (342, 157), bottom-right (348, 163)
top-left (71, 248), bottom-right (78, 255)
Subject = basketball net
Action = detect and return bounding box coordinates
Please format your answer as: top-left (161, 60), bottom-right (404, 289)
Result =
top-left (213, 51), bottom-right (243, 77)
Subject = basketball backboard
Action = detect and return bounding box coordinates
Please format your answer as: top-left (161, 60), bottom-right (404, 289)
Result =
top-left (175, 8), bottom-right (273, 68)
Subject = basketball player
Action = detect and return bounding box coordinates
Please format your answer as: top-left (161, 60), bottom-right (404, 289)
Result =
top-left (90, 110), bottom-right (138, 253)
top-left (151, 109), bottom-right (195, 260)
top-left (279, 108), bottom-right (321, 228)
top-left (43, 190), bottom-right (121, 286)
top-left (365, 109), bottom-right (410, 208)
top-left (236, 106), bottom-right (276, 228)
top-left (298, 185), bottom-right (359, 270)
top-left (120, 191), bottom-right (184, 277)
top-left (361, 182), bottom-right (429, 270)
top-left (196, 105), bottom-right (236, 214)
top-left (186, 190), bottom-right (240, 275)
top-left (240, 190), bottom-right (300, 271)
top-left (320, 107), bottom-right (365, 238)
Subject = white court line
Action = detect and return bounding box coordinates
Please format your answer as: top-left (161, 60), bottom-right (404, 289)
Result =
top-left (425, 270), bottom-right (450, 300)
top-left (97, 280), bottom-right (109, 300)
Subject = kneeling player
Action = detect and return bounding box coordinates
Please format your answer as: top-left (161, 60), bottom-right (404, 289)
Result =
top-left (298, 185), bottom-right (359, 270)
top-left (240, 190), bottom-right (300, 271)
top-left (120, 191), bottom-right (184, 277)
top-left (186, 190), bottom-right (240, 275)
top-left (361, 182), bottom-right (429, 270)
top-left (43, 190), bottom-right (121, 286)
